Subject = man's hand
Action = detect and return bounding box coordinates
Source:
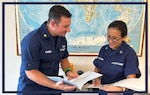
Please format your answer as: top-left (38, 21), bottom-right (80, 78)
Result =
top-left (66, 71), bottom-right (78, 80)
top-left (55, 81), bottom-right (76, 91)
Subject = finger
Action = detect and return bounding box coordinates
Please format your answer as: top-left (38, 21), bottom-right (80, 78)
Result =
top-left (99, 85), bottom-right (106, 90)
top-left (64, 86), bottom-right (76, 91)
top-left (70, 72), bottom-right (78, 77)
top-left (74, 73), bottom-right (79, 77)
top-left (56, 80), bottom-right (64, 88)
top-left (70, 73), bottom-right (78, 78)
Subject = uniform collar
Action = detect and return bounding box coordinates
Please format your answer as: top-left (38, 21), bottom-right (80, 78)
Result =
top-left (40, 21), bottom-right (52, 39)
top-left (39, 21), bottom-right (66, 48)
top-left (115, 41), bottom-right (127, 55)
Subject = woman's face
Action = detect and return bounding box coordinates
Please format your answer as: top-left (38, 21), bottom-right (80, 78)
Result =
top-left (107, 27), bottom-right (126, 50)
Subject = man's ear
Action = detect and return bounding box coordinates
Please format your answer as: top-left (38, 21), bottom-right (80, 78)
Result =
top-left (50, 19), bottom-right (57, 27)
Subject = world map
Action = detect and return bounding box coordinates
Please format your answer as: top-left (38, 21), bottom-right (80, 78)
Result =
top-left (17, 0), bottom-right (145, 55)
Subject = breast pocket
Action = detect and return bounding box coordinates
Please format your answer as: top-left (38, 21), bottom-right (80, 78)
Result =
top-left (40, 49), bottom-right (55, 60)
top-left (109, 62), bottom-right (124, 72)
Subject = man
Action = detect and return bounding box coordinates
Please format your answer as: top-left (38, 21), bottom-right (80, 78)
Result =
top-left (17, 5), bottom-right (78, 95)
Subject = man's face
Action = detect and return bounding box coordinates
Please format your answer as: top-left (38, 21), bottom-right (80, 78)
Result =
top-left (54, 16), bottom-right (71, 37)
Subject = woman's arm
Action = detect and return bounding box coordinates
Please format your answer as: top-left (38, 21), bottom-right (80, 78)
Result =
top-left (93, 67), bottom-right (101, 86)
top-left (127, 74), bottom-right (136, 78)
top-left (99, 74), bottom-right (137, 91)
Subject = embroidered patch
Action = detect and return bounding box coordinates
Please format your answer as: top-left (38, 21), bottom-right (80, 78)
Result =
top-left (111, 62), bottom-right (124, 66)
top-left (45, 50), bottom-right (52, 53)
top-left (60, 45), bottom-right (66, 51)
top-left (98, 57), bottom-right (104, 61)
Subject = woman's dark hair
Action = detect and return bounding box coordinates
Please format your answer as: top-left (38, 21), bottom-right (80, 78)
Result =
top-left (108, 20), bottom-right (128, 37)
top-left (48, 5), bottom-right (72, 24)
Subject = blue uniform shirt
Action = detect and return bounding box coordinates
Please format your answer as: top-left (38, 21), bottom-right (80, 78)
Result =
top-left (93, 41), bottom-right (141, 84)
top-left (17, 21), bottom-right (69, 92)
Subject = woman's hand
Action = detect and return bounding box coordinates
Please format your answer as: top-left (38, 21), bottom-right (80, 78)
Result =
top-left (92, 78), bottom-right (101, 86)
top-left (99, 84), bottom-right (123, 91)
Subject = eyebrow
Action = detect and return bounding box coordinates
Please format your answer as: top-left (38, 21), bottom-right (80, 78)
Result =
top-left (64, 25), bottom-right (70, 28)
top-left (107, 35), bottom-right (119, 38)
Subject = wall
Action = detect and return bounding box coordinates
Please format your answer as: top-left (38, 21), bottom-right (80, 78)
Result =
top-left (0, 0), bottom-right (149, 95)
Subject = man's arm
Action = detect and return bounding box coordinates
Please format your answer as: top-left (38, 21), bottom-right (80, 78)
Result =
top-left (60, 58), bottom-right (71, 72)
top-left (60, 58), bottom-right (78, 80)
top-left (25, 69), bottom-right (76, 91)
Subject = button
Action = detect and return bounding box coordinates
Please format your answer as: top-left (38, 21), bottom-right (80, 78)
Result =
top-left (27, 64), bottom-right (31, 67)
top-left (120, 51), bottom-right (123, 54)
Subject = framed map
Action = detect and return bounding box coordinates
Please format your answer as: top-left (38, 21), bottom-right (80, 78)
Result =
top-left (16, 0), bottom-right (146, 56)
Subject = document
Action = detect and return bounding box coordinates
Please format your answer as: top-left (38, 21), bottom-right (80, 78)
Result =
top-left (113, 78), bottom-right (145, 91)
top-left (48, 71), bottom-right (102, 90)
top-left (85, 84), bottom-right (102, 89)
top-left (86, 78), bottom-right (145, 91)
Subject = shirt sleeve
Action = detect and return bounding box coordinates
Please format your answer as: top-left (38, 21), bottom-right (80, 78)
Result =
top-left (93, 46), bottom-right (105, 69)
top-left (21, 37), bottom-right (41, 70)
top-left (124, 50), bottom-right (141, 78)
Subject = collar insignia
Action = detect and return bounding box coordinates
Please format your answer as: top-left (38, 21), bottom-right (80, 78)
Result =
top-left (43, 34), bottom-right (47, 38)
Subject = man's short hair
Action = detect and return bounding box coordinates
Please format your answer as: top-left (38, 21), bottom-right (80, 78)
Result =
top-left (48, 5), bottom-right (72, 24)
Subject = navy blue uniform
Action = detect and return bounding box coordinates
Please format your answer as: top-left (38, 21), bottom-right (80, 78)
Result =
top-left (93, 41), bottom-right (141, 84)
top-left (17, 21), bottom-right (68, 95)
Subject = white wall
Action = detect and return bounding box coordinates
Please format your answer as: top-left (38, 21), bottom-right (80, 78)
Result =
top-left (0, 0), bottom-right (149, 95)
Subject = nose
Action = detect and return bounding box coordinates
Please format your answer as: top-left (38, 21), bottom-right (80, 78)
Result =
top-left (108, 38), bottom-right (113, 43)
top-left (67, 27), bottom-right (70, 32)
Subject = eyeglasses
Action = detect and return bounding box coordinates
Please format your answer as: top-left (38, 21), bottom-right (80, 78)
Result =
top-left (105, 34), bottom-right (122, 42)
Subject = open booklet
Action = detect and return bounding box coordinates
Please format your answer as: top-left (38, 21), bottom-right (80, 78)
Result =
top-left (86, 78), bottom-right (145, 91)
top-left (48, 71), bottom-right (102, 90)
top-left (113, 78), bottom-right (145, 91)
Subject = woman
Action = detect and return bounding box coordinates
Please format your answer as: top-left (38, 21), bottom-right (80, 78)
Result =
top-left (93, 20), bottom-right (141, 92)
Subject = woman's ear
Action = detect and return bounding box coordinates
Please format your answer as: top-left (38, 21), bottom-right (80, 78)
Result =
top-left (124, 36), bottom-right (131, 43)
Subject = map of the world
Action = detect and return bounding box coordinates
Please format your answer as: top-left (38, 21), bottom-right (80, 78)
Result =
top-left (16, 0), bottom-right (145, 56)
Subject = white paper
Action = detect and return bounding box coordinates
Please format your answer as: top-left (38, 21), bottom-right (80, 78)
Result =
top-left (113, 78), bottom-right (145, 91)
top-left (85, 84), bottom-right (102, 89)
top-left (48, 71), bottom-right (102, 90)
